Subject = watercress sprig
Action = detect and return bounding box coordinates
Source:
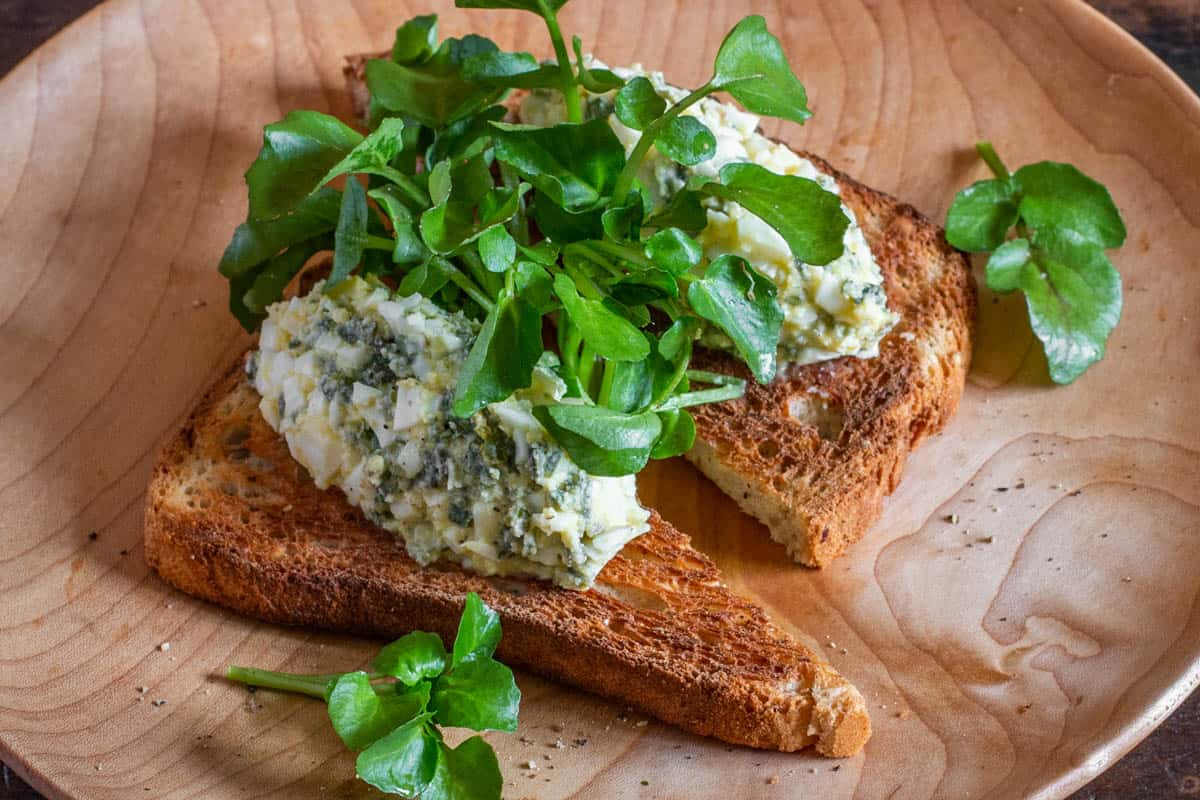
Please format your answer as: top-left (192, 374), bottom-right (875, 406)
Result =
top-left (219, 1), bottom-right (851, 476)
top-left (946, 142), bottom-right (1126, 383)
top-left (226, 593), bottom-right (518, 800)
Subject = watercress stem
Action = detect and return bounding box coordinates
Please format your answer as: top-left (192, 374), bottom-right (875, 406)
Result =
top-left (560, 316), bottom-right (582, 375)
top-left (537, 0), bottom-right (582, 124)
top-left (578, 341), bottom-right (598, 398)
top-left (436, 256), bottom-right (496, 312)
top-left (976, 141), bottom-right (1011, 182)
top-left (364, 235), bottom-right (397, 252)
top-left (500, 164), bottom-right (530, 245)
top-left (585, 241), bottom-right (657, 270)
top-left (612, 81), bottom-right (716, 200)
top-left (657, 382), bottom-right (745, 411)
top-left (597, 360), bottom-right (616, 407)
top-left (460, 249), bottom-right (502, 297)
top-left (377, 166), bottom-right (431, 207)
top-left (225, 666), bottom-right (337, 700)
top-left (684, 369), bottom-right (743, 386)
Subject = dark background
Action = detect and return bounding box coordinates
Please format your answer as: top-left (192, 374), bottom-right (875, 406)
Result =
top-left (0, 1), bottom-right (1197, 798)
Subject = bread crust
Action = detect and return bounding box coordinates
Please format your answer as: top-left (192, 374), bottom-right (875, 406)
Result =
top-left (687, 156), bottom-right (976, 565)
top-left (144, 361), bottom-right (871, 756)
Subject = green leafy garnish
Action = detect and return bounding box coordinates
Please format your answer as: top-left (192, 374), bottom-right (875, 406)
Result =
top-left (225, 592), bottom-right (518, 800)
top-left (946, 142), bottom-right (1126, 383)
top-left (218, 3), bottom-right (849, 476)
top-left (687, 255), bottom-right (784, 383)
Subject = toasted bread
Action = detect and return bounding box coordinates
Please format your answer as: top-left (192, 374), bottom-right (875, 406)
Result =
top-left (342, 55), bottom-right (975, 567)
top-left (688, 161), bottom-right (975, 565)
top-left (144, 358), bottom-right (871, 755)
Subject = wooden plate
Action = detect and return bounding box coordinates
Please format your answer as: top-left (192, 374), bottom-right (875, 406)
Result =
top-left (2, 1), bottom-right (1198, 797)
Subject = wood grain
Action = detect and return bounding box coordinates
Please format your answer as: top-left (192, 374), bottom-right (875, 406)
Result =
top-left (1, 1), bottom-right (1199, 799)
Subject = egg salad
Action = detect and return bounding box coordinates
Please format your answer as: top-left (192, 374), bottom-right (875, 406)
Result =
top-left (250, 277), bottom-right (650, 589)
top-left (521, 65), bottom-right (899, 366)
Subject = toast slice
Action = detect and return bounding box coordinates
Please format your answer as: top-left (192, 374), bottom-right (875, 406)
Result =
top-left (144, 357), bottom-right (871, 756)
top-left (687, 160), bottom-right (975, 566)
top-left (342, 56), bottom-right (975, 567)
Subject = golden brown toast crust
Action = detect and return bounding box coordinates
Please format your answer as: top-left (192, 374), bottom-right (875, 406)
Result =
top-left (343, 55), bottom-right (975, 567)
top-left (688, 157), bottom-right (976, 566)
top-left (145, 359), bottom-right (871, 755)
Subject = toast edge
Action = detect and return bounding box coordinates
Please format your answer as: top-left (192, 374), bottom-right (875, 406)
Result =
top-left (143, 359), bottom-right (872, 756)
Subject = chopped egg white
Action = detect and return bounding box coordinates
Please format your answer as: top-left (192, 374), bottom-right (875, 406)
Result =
top-left (250, 277), bottom-right (650, 589)
top-left (519, 63), bottom-right (899, 365)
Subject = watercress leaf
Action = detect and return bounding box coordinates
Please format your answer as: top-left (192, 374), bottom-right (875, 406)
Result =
top-left (369, 185), bottom-right (430, 266)
top-left (614, 76), bottom-right (666, 131)
top-left (605, 357), bottom-right (654, 413)
top-left (421, 157), bottom-right (525, 253)
top-left (427, 105), bottom-right (507, 167)
top-left (490, 120), bottom-right (626, 212)
top-left (650, 408), bottom-right (696, 459)
top-left (478, 225), bottom-right (517, 272)
top-left (944, 178), bottom-right (1019, 252)
top-left (1013, 161), bottom-right (1127, 248)
top-left (391, 14), bottom-right (439, 64)
top-left (462, 49), bottom-right (561, 89)
top-left (985, 237), bottom-right (1032, 293)
top-left (553, 273), bottom-right (650, 361)
top-left (373, 631), bottom-right (449, 685)
top-left (571, 36), bottom-right (624, 93)
top-left (397, 257), bottom-right (451, 297)
top-left (601, 190), bottom-right (646, 242)
top-left (245, 111), bottom-right (364, 220)
top-left (355, 712), bottom-right (439, 796)
top-left (228, 266), bottom-right (267, 332)
top-left (700, 163), bottom-right (848, 265)
top-left (1021, 229), bottom-right (1123, 384)
top-left (366, 54), bottom-right (505, 130)
top-left (659, 316), bottom-right (700, 362)
top-left (644, 227), bottom-right (702, 275)
top-left (452, 294), bottom-right (542, 416)
top-left (421, 736), bottom-right (503, 800)
top-left (687, 254), bottom-right (783, 382)
top-left (327, 672), bottom-right (428, 751)
top-left (604, 296), bottom-right (651, 327)
top-left (517, 240), bottom-right (561, 265)
top-left (242, 237), bottom-right (326, 316)
top-left (448, 34), bottom-right (502, 64)
top-left (530, 192), bottom-right (605, 241)
top-left (431, 657), bottom-right (521, 732)
top-left (428, 160), bottom-right (454, 205)
top-left (316, 117), bottom-right (408, 189)
top-left (455, 0), bottom-right (569, 11)
top-left (711, 15), bottom-right (812, 124)
top-left (532, 404), bottom-right (662, 477)
top-left (514, 260), bottom-right (558, 313)
top-left (564, 37), bottom-right (619, 92)
top-left (328, 177), bottom-right (369, 287)
top-left (421, 192), bottom-right (521, 254)
top-left (479, 184), bottom-right (527, 227)
top-left (610, 268), bottom-right (678, 306)
top-left (219, 188), bottom-right (341, 278)
top-left (582, 67), bottom-right (624, 94)
top-left (452, 592), bottom-right (503, 665)
top-left (657, 116), bottom-right (717, 167)
top-left (644, 188), bottom-right (708, 235)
